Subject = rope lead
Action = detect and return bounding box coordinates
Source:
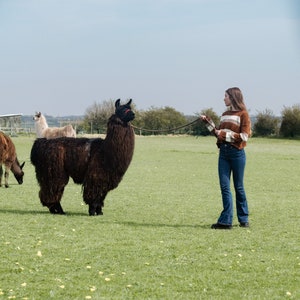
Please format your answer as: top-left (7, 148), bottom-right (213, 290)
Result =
top-left (131, 118), bottom-right (200, 134)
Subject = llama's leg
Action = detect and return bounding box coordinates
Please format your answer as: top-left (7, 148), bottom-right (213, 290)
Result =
top-left (88, 203), bottom-right (103, 216)
top-left (95, 204), bottom-right (104, 215)
top-left (4, 166), bottom-right (10, 188)
top-left (88, 202), bottom-right (100, 216)
top-left (88, 193), bottom-right (106, 216)
top-left (39, 181), bottom-right (68, 214)
top-left (0, 165), bottom-right (2, 187)
top-left (49, 202), bottom-right (66, 215)
top-left (96, 195), bottom-right (106, 215)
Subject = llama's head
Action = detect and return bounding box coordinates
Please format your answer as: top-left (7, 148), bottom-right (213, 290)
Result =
top-left (12, 160), bottom-right (25, 185)
top-left (33, 112), bottom-right (42, 121)
top-left (115, 99), bottom-right (135, 123)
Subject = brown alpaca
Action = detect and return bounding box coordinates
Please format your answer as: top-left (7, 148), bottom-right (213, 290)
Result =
top-left (33, 112), bottom-right (76, 138)
top-left (0, 132), bottom-right (25, 188)
top-left (30, 99), bottom-right (135, 215)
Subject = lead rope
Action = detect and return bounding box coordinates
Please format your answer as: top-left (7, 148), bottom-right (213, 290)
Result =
top-left (131, 118), bottom-right (201, 134)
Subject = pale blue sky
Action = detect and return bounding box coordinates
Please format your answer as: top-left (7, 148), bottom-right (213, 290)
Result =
top-left (0, 0), bottom-right (299, 117)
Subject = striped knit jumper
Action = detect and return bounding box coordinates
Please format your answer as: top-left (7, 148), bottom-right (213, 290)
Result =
top-left (204, 110), bottom-right (251, 149)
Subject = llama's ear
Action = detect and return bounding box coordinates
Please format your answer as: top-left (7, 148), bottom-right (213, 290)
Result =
top-left (115, 99), bottom-right (121, 108)
top-left (20, 162), bottom-right (25, 169)
top-left (127, 99), bottom-right (132, 106)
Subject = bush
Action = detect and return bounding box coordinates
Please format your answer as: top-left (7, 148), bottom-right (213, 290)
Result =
top-left (133, 106), bottom-right (187, 135)
top-left (253, 109), bottom-right (280, 137)
top-left (280, 104), bottom-right (300, 138)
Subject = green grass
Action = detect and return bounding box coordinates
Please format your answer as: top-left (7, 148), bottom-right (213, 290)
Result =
top-left (0, 135), bottom-right (299, 299)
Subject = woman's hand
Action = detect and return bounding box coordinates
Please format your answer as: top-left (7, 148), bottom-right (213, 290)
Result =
top-left (214, 129), bottom-right (220, 136)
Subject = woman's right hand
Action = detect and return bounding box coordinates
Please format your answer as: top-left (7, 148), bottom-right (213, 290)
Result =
top-left (200, 115), bottom-right (207, 121)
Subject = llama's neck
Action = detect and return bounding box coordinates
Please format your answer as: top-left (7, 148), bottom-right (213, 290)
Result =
top-left (104, 118), bottom-right (135, 170)
top-left (35, 116), bottom-right (49, 138)
top-left (11, 158), bottom-right (21, 175)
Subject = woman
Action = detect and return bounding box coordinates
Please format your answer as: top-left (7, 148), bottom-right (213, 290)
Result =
top-left (201, 87), bottom-right (251, 229)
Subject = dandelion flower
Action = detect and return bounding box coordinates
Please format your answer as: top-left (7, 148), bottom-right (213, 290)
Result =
top-left (104, 278), bottom-right (111, 282)
top-left (21, 283), bottom-right (27, 287)
top-left (98, 271), bottom-right (104, 276)
top-left (37, 251), bottom-right (42, 257)
top-left (59, 285), bottom-right (65, 289)
top-left (86, 265), bottom-right (92, 269)
top-left (85, 296), bottom-right (92, 299)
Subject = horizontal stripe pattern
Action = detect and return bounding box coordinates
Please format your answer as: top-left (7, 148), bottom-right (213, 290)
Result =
top-left (218, 110), bottom-right (251, 149)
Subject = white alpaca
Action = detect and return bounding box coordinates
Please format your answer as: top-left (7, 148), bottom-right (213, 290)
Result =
top-left (33, 112), bottom-right (76, 139)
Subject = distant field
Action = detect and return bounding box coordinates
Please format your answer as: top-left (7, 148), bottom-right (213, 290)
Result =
top-left (0, 135), bottom-right (299, 299)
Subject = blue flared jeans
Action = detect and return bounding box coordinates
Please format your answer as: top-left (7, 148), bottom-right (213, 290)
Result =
top-left (217, 143), bottom-right (249, 225)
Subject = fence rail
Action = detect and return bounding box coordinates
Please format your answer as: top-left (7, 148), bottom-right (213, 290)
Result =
top-left (0, 127), bottom-right (34, 135)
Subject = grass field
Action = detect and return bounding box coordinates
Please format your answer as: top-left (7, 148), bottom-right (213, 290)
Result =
top-left (0, 135), bottom-right (299, 299)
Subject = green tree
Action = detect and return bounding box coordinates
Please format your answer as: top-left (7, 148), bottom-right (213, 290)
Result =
top-left (82, 99), bottom-right (116, 134)
top-left (280, 104), bottom-right (300, 138)
top-left (136, 106), bottom-right (187, 135)
top-left (253, 109), bottom-right (280, 137)
top-left (191, 108), bottom-right (219, 136)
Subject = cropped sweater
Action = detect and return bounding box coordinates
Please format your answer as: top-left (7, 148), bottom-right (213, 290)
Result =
top-left (204, 110), bottom-right (251, 150)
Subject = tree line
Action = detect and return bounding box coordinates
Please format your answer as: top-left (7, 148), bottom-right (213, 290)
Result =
top-left (76, 100), bottom-right (300, 139)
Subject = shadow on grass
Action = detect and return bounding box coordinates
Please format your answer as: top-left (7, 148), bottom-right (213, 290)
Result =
top-left (0, 209), bottom-right (212, 228)
top-left (118, 220), bottom-right (211, 229)
top-left (0, 208), bottom-right (88, 217)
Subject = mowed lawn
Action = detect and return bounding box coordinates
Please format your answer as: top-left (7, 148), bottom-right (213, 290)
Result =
top-left (0, 135), bottom-right (299, 299)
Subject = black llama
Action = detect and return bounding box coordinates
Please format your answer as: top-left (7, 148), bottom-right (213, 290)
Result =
top-left (30, 99), bottom-right (135, 215)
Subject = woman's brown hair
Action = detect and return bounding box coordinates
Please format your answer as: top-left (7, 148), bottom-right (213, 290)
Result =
top-left (226, 87), bottom-right (247, 111)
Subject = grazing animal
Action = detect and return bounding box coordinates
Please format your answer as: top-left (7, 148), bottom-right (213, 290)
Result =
top-left (30, 99), bottom-right (135, 216)
top-left (0, 131), bottom-right (25, 188)
top-left (33, 112), bottom-right (76, 138)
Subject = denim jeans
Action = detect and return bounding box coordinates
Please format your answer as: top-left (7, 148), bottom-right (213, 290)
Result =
top-left (217, 143), bottom-right (249, 225)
